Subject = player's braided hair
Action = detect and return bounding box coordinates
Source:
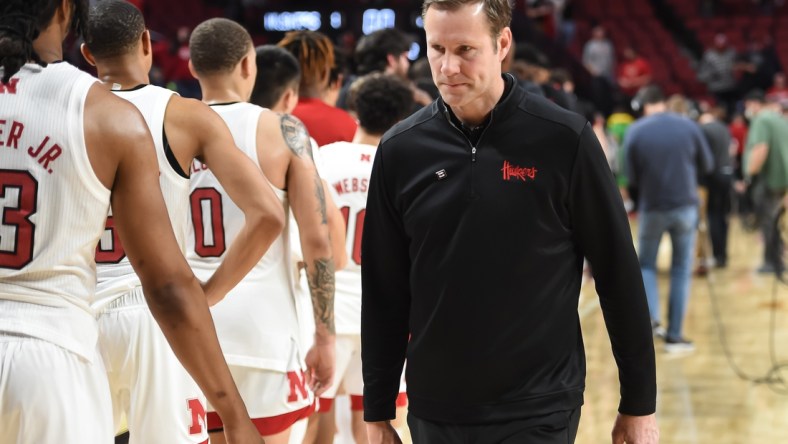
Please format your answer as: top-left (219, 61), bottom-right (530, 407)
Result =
top-left (0, 0), bottom-right (88, 83)
top-left (277, 31), bottom-right (334, 93)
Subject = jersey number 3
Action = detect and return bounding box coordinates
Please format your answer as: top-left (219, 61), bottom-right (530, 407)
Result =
top-left (0, 170), bottom-right (38, 269)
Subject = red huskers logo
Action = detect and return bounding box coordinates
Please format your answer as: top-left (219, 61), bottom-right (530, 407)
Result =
top-left (501, 160), bottom-right (537, 182)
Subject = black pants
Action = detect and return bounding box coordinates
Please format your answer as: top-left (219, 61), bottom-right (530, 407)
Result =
top-left (707, 173), bottom-right (732, 265)
top-left (407, 409), bottom-right (581, 444)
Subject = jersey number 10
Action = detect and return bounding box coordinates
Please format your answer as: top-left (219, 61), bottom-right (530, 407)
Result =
top-left (340, 206), bottom-right (365, 266)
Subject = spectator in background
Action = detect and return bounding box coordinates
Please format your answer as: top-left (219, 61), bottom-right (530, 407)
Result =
top-left (583, 25), bottom-right (615, 115)
top-left (518, 43), bottom-right (573, 109)
top-left (346, 28), bottom-right (432, 110)
top-left (617, 47), bottom-right (652, 99)
top-left (729, 112), bottom-right (754, 222)
top-left (525, 0), bottom-right (556, 39)
top-left (279, 31), bottom-right (357, 147)
top-left (742, 90), bottom-right (788, 274)
top-left (583, 25), bottom-right (615, 81)
top-left (666, 95), bottom-right (712, 275)
top-left (552, 0), bottom-right (574, 46)
top-left (250, 45), bottom-right (301, 113)
top-left (699, 107), bottom-right (734, 268)
top-left (607, 103), bottom-right (636, 209)
top-left (324, 49), bottom-right (348, 107)
top-left (168, 26), bottom-right (200, 98)
top-left (698, 33), bottom-right (737, 117)
top-left (766, 72), bottom-right (788, 103)
top-left (626, 85), bottom-right (713, 352)
top-left (550, 68), bottom-right (582, 113)
top-left (736, 40), bottom-right (770, 97)
top-left (587, 109), bottom-right (620, 174)
top-left (409, 57), bottom-right (440, 101)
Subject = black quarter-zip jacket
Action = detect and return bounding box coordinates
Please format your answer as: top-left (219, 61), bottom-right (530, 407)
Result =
top-left (361, 75), bottom-right (656, 424)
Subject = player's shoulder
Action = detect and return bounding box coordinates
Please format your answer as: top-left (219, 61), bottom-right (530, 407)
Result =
top-left (86, 83), bottom-right (149, 139)
top-left (322, 141), bottom-right (376, 157)
top-left (257, 107), bottom-right (290, 129)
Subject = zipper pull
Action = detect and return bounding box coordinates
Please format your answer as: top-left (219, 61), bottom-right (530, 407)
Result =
top-left (471, 147), bottom-right (477, 162)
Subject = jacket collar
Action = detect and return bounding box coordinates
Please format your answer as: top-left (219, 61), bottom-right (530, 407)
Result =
top-left (434, 73), bottom-right (523, 127)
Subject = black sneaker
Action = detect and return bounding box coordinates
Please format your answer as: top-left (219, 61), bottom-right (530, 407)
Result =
top-left (757, 263), bottom-right (777, 274)
top-left (664, 336), bottom-right (695, 353)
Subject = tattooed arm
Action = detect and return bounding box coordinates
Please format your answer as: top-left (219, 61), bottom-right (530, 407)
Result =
top-left (280, 114), bottom-right (336, 394)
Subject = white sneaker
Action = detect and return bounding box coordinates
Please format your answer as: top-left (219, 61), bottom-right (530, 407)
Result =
top-left (664, 337), bottom-right (695, 353)
top-left (651, 321), bottom-right (666, 339)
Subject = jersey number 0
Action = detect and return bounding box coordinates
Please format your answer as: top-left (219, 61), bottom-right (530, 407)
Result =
top-left (190, 188), bottom-right (226, 258)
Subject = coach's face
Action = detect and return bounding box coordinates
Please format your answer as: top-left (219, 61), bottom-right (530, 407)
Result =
top-left (424, 3), bottom-right (510, 111)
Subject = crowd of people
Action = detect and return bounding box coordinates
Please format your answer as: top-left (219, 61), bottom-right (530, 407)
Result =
top-left (1, 0), bottom-right (786, 444)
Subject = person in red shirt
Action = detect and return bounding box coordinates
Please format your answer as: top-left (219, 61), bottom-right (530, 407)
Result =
top-left (278, 31), bottom-right (357, 147)
top-left (617, 47), bottom-right (652, 98)
top-left (766, 72), bottom-right (788, 103)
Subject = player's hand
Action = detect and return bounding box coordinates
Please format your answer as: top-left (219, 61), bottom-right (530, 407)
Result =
top-left (200, 279), bottom-right (224, 306)
top-left (304, 336), bottom-right (335, 396)
top-left (223, 419), bottom-right (265, 444)
top-left (611, 413), bottom-right (659, 444)
top-left (366, 421), bottom-right (402, 444)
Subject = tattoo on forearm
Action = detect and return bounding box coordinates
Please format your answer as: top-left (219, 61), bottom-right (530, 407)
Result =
top-left (315, 175), bottom-right (328, 224)
top-left (280, 114), bottom-right (313, 158)
top-left (307, 257), bottom-right (335, 334)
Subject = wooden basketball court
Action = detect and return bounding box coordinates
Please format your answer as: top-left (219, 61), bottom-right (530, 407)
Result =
top-left (575, 218), bottom-right (788, 443)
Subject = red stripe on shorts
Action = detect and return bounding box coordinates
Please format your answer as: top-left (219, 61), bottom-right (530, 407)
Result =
top-left (317, 397), bottom-right (334, 414)
top-left (207, 404), bottom-right (315, 436)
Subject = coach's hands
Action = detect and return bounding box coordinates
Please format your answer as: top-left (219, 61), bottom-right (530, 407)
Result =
top-left (367, 421), bottom-right (403, 444)
top-left (612, 413), bottom-right (659, 444)
top-left (304, 334), bottom-right (335, 397)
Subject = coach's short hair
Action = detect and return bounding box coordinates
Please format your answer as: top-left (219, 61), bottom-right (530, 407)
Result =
top-left (355, 28), bottom-right (412, 76)
top-left (84, 0), bottom-right (145, 59)
top-left (422, 0), bottom-right (512, 50)
top-left (189, 18), bottom-right (252, 76)
top-left (250, 45), bottom-right (301, 109)
top-left (350, 74), bottom-right (414, 135)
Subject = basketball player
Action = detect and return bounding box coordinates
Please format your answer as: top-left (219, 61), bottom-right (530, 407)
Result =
top-left (249, 44), bottom-right (349, 444)
top-left (0, 1), bottom-right (265, 444)
top-left (315, 74), bottom-right (414, 444)
top-left (79, 2), bottom-right (286, 442)
top-left (188, 18), bottom-right (336, 444)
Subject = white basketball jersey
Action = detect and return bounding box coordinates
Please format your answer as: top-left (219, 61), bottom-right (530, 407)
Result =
top-left (187, 102), bottom-right (298, 370)
top-left (93, 85), bottom-right (189, 310)
top-left (0, 63), bottom-right (109, 360)
top-left (318, 141), bottom-right (376, 335)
